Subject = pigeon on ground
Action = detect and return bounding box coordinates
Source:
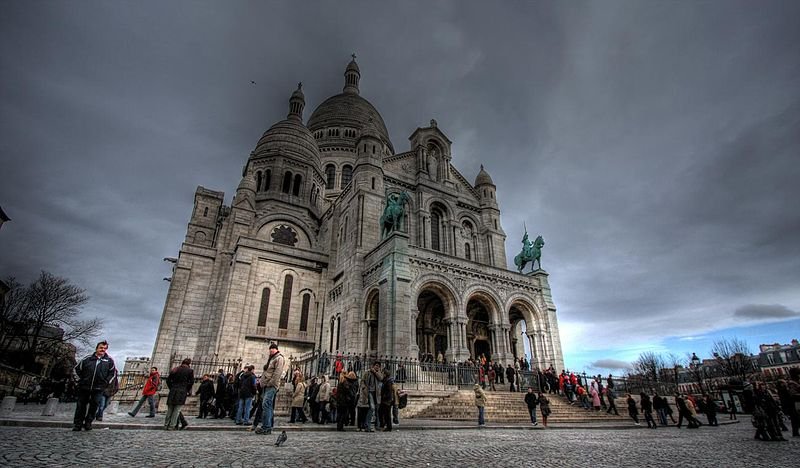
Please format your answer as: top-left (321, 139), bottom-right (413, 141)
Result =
top-left (274, 430), bottom-right (287, 447)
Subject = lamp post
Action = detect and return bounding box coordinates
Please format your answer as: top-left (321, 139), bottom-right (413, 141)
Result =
top-left (690, 352), bottom-right (703, 394)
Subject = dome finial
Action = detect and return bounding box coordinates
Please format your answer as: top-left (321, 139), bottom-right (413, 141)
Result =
top-left (287, 82), bottom-right (305, 122)
top-left (344, 55), bottom-right (361, 95)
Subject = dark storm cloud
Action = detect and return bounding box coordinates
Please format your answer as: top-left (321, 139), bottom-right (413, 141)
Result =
top-left (1, 1), bottom-right (798, 366)
top-left (733, 304), bottom-right (799, 320)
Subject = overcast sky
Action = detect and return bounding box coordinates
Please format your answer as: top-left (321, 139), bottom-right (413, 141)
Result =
top-left (1, 1), bottom-right (798, 372)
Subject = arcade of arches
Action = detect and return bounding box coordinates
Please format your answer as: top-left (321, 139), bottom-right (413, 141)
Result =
top-left (412, 286), bottom-right (553, 366)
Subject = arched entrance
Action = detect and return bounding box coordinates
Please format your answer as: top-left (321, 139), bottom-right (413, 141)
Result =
top-left (508, 306), bottom-right (528, 361)
top-left (416, 290), bottom-right (447, 360)
top-left (466, 297), bottom-right (493, 361)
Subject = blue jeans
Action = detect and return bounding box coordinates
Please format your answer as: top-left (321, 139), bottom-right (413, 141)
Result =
top-left (261, 387), bottom-right (277, 430)
top-left (528, 407), bottom-right (537, 423)
top-left (478, 406), bottom-right (485, 425)
top-left (366, 392), bottom-right (378, 430)
top-left (130, 394), bottom-right (156, 416)
top-left (96, 394), bottom-right (108, 418)
top-left (657, 408), bottom-right (668, 425)
top-left (236, 397), bottom-right (253, 424)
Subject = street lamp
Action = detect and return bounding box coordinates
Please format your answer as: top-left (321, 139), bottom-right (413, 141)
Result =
top-left (690, 352), bottom-right (703, 393)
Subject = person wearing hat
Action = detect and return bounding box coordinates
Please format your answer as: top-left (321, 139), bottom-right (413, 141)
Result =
top-left (255, 343), bottom-right (285, 435)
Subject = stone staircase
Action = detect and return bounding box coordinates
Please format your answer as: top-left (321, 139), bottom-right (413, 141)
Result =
top-left (410, 389), bottom-right (630, 423)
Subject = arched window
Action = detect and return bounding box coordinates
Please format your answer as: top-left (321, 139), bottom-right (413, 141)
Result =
top-left (264, 169), bottom-right (271, 191)
top-left (430, 210), bottom-right (441, 251)
top-left (336, 316), bottom-right (341, 350)
top-left (325, 164), bottom-right (336, 190)
top-left (279, 275), bottom-right (293, 329)
top-left (464, 242), bottom-right (471, 260)
top-left (257, 288), bottom-right (270, 328)
top-left (292, 174), bottom-right (302, 196)
top-left (341, 165), bottom-right (353, 187)
top-left (310, 183), bottom-right (317, 204)
top-left (282, 171), bottom-right (292, 194)
top-left (256, 171), bottom-right (262, 192)
top-left (300, 293), bottom-right (310, 332)
top-left (203, 207), bottom-right (208, 217)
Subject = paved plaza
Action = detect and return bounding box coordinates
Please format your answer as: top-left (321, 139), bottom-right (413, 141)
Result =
top-left (0, 421), bottom-right (796, 467)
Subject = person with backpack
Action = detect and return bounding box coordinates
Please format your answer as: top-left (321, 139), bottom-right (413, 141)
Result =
top-left (524, 386), bottom-right (539, 426)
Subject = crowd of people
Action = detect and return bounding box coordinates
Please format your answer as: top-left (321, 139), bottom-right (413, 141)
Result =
top-left (66, 341), bottom-right (800, 440)
top-left (121, 345), bottom-right (406, 434)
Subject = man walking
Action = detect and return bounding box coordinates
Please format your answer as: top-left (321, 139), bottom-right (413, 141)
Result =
top-left (256, 343), bottom-right (285, 435)
top-left (164, 358), bottom-right (194, 430)
top-left (72, 340), bottom-right (116, 431)
top-left (524, 387), bottom-right (539, 426)
top-left (129, 367), bottom-right (160, 418)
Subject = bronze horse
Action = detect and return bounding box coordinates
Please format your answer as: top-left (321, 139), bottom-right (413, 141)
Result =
top-left (380, 191), bottom-right (411, 238)
top-left (514, 234), bottom-right (544, 273)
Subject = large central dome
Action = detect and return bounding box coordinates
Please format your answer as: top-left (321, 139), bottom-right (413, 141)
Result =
top-left (306, 58), bottom-right (394, 153)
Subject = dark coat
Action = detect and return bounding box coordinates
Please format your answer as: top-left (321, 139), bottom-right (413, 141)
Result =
top-left (215, 372), bottom-right (227, 399)
top-left (198, 380), bottom-right (215, 401)
top-left (166, 364), bottom-right (194, 406)
top-left (238, 371), bottom-right (256, 399)
top-left (524, 392), bottom-right (539, 409)
top-left (73, 353), bottom-right (117, 392)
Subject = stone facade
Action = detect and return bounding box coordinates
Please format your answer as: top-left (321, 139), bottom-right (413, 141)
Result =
top-left (150, 59), bottom-right (564, 372)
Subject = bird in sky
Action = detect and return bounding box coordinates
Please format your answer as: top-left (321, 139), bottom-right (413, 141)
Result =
top-left (250, 80), bottom-right (256, 85)
top-left (275, 430), bottom-right (287, 446)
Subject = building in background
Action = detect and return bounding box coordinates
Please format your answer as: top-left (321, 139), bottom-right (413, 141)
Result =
top-left (758, 339), bottom-right (800, 379)
top-left (150, 59), bottom-right (564, 373)
top-left (122, 356), bottom-right (151, 374)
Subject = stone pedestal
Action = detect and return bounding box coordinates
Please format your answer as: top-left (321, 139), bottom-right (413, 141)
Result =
top-left (41, 397), bottom-right (59, 416)
top-left (371, 232), bottom-right (412, 358)
top-left (0, 396), bottom-right (16, 417)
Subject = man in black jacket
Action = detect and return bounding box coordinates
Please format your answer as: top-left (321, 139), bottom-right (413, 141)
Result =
top-left (72, 340), bottom-right (116, 431)
top-left (214, 368), bottom-right (227, 418)
top-left (524, 387), bottom-right (539, 426)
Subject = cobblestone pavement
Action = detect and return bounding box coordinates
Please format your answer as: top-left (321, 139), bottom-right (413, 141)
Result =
top-left (0, 422), bottom-right (796, 467)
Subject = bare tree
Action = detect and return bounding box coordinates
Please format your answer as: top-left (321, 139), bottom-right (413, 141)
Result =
top-left (710, 337), bottom-right (755, 383)
top-left (633, 351), bottom-right (666, 384)
top-left (0, 277), bottom-right (30, 356)
top-left (0, 271), bottom-right (103, 371)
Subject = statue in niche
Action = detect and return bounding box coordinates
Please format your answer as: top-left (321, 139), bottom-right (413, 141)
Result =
top-left (427, 146), bottom-right (439, 180)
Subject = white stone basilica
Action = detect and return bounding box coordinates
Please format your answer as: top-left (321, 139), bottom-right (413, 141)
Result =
top-left (150, 59), bottom-right (564, 372)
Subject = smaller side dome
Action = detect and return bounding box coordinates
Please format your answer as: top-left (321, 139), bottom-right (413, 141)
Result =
top-left (475, 164), bottom-right (495, 186)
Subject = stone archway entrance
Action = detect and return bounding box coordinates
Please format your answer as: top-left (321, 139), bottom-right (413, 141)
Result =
top-left (509, 306), bottom-right (527, 361)
top-left (466, 297), bottom-right (493, 361)
top-left (416, 290), bottom-right (447, 360)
